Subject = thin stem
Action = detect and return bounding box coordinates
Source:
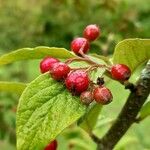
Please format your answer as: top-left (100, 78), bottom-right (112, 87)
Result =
top-left (71, 67), bottom-right (89, 71)
top-left (65, 57), bottom-right (96, 65)
top-left (85, 64), bottom-right (108, 73)
top-left (79, 50), bottom-right (98, 65)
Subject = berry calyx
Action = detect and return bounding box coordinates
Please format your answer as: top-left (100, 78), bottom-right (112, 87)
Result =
top-left (97, 77), bottom-right (105, 86)
top-left (65, 70), bottom-right (90, 95)
top-left (44, 140), bottom-right (57, 150)
top-left (40, 56), bottom-right (60, 73)
top-left (111, 64), bottom-right (131, 81)
top-left (93, 86), bottom-right (112, 105)
top-left (83, 24), bottom-right (100, 41)
top-left (50, 62), bottom-right (70, 81)
top-left (80, 91), bottom-right (93, 105)
top-left (71, 37), bottom-right (90, 55)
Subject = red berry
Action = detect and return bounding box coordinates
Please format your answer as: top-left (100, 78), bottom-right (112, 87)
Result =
top-left (80, 91), bottom-right (93, 105)
top-left (50, 62), bottom-right (70, 81)
top-left (111, 64), bottom-right (131, 81)
top-left (44, 140), bottom-right (57, 150)
top-left (83, 24), bottom-right (100, 41)
top-left (71, 37), bottom-right (90, 55)
top-left (40, 57), bottom-right (59, 73)
top-left (93, 86), bottom-right (112, 105)
top-left (65, 70), bottom-right (90, 95)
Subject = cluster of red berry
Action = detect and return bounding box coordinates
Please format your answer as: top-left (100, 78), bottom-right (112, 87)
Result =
top-left (40, 24), bottom-right (131, 150)
top-left (40, 24), bottom-right (131, 106)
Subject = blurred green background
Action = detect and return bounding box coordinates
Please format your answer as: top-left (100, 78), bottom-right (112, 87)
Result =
top-left (0, 0), bottom-right (149, 149)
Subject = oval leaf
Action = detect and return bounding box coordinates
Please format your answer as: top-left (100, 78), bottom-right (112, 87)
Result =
top-left (78, 103), bottom-right (102, 132)
top-left (113, 39), bottom-right (150, 72)
top-left (0, 46), bottom-right (75, 66)
top-left (115, 136), bottom-right (138, 150)
top-left (0, 81), bottom-right (26, 94)
top-left (16, 73), bottom-right (86, 150)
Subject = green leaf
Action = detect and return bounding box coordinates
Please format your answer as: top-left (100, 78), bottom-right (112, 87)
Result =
top-left (78, 103), bottom-right (102, 132)
top-left (138, 99), bottom-right (150, 120)
top-left (95, 117), bottom-right (115, 129)
top-left (69, 138), bottom-right (95, 150)
top-left (16, 73), bottom-right (86, 150)
top-left (0, 81), bottom-right (27, 94)
top-left (113, 39), bottom-right (150, 72)
top-left (0, 46), bottom-right (75, 66)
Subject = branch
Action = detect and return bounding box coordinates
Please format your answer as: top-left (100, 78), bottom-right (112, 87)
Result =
top-left (97, 60), bottom-right (150, 150)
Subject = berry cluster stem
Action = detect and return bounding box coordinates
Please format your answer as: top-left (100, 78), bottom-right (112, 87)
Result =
top-left (96, 60), bottom-right (150, 150)
top-left (65, 55), bottom-right (109, 72)
top-left (65, 57), bottom-right (95, 65)
top-left (85, 64), bottom-right (109, 73)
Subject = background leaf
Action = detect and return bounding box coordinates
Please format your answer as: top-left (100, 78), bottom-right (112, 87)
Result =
top-left (78, 103), bottom-right (102, 132)
top-left (113, 39), bottom-right (150, 72)
top-left (0, 81), bottom-right (26, 95)
top-left (138, 97), bottom-right (150, 120)
top-left (0, 46), bottom-right (75, 66)
top-left (114, 136), bottom-right (138, 150)
top-left (16, 73), bottom-right (86, 150)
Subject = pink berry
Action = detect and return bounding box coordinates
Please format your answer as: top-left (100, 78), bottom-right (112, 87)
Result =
top-left (40, 57), bottom-right (59, 73)
top-left (65, 70), bottom-right (90, 95)
top-left (50, 62), bottom-right (70, 81)
top-left (80, 91), bottom-right (93, 105)
top-left (93, 86), bottom-right (112, 105)
top-left (71, 37), bottom-right (90, 55)
top-left (83, 24), bottom-right (100, 41)
top-left (111, 64), bottom-right (131, 81)
top-left (44, 140), bottom-right (57, 150)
